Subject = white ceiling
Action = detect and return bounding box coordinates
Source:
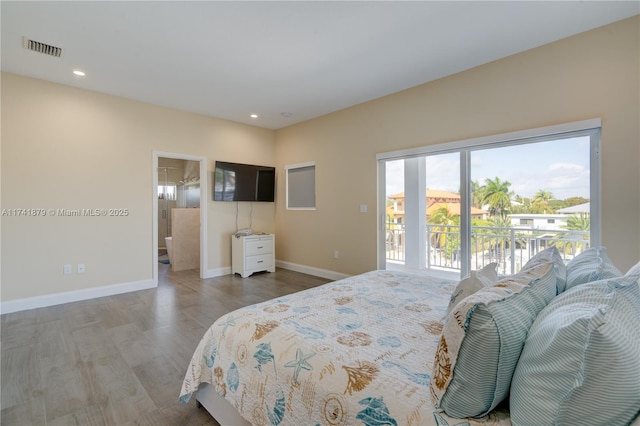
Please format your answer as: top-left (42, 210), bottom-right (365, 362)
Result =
top-left (2, 1), bottom-right (638, 130)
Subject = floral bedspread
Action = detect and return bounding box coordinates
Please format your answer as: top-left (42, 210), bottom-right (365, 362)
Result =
top-left (180, 270), bottom-right (511, 425)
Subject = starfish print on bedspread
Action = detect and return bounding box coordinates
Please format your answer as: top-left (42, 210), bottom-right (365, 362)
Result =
top-left (284, 348), bottom-right (316, 384)
top-left (218, 314), bottom-right (237, 335)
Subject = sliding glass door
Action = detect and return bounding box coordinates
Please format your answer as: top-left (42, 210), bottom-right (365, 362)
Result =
top-left (469, 136), bottom-right (592, 276)
top-left (425, 153), bottom-right (461, 272)
top-left (379, 121), bottom-right (600, 278)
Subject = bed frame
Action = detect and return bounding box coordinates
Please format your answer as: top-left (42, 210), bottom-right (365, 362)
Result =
top-left (196, 383), bottom-right (251, 426)
top-left (195, 382), bottom-right (640, 426)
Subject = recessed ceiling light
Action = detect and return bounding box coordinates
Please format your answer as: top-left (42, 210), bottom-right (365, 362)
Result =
top-left (73, 70), bottom-right (86, 76)
top-left (250, 114), bottom-right (259, 119)
top-left (281, 112), bottom-right (292, 118)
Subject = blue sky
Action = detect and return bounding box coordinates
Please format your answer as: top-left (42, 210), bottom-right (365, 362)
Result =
top-left (386, 136), bottom-right (590, 200)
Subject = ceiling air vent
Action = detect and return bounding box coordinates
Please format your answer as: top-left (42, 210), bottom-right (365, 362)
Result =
top-left (23, 37), bottom-right (62, 58)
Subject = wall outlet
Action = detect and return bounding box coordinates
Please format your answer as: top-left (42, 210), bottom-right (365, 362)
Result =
top-left (77, 264), bottom-right (85, 273)
top-left (360, 204), bottom-right (368, 213)
top-left (63, 264), bottom-right (72, 275)
top-left (334, 250), bottom-right (339, 259)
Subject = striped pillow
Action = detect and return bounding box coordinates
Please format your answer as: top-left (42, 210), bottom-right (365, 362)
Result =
top-left (523, 246), bottom-right (567, 293)
top-left (430, 261), bottom-right (557, 418)
top-left (510, 274), bottom-right (640, 426)
top-left (627, 260), bottom-right (640, 279)
top-left (566, 246), bottom-right (621, 291)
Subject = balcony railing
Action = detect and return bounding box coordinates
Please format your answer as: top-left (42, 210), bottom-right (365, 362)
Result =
top-left (385, 222), bottom-right (590, 276)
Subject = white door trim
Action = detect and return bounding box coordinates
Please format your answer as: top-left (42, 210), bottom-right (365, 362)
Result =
top-left (153, 151), bottom-right (208, 284)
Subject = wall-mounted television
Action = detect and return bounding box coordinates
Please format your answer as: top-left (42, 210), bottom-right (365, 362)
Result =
top-left (213, 161), bottom-right (276, 202)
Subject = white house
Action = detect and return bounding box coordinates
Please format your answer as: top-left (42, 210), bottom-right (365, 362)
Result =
top-left (509, 214), bottom-right (569, 231)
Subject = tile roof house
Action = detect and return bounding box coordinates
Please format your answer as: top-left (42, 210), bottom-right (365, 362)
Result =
top-left (388, 190), bottom-right (488, 222)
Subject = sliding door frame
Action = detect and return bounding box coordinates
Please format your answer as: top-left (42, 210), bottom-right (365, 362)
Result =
top-left (377, 118), bottom-right (602, 274)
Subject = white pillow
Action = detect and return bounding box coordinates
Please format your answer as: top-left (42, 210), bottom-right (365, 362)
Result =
top-left (445, 263), bottom-right (498, 315)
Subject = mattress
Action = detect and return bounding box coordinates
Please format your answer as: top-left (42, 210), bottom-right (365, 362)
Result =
top-left (180, 270), bottom-right (511, 425)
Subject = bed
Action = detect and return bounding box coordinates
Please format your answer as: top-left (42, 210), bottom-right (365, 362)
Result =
top-left (180, 247), bottom-right (640, 425)
top-left (179, 270), bottom-right (510, 425)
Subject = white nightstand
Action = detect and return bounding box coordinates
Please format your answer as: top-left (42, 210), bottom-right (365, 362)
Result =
top-left (231, 234), bottom-right (275, 278)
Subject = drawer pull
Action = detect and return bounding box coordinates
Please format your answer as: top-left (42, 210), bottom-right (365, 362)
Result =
top-left (257, 260), bottom-right (263, 263)
top-left (257, 246), bottom-right (263, 249)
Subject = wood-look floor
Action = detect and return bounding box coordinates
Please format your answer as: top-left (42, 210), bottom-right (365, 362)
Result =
top-left (1, 264), bottom-right (331, 425)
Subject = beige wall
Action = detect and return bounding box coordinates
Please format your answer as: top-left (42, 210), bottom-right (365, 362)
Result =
top-left (1, 72), bottom-right (276, 301)
top-left (275, 16), bottom-right (640, 274)
top-left (2, 16), bottom-right (638, 304)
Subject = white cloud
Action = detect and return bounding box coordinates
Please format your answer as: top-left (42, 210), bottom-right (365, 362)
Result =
top-left (385, 160), bottom-right (404, 196)
top-left (509, 163), bottom-right (589, 199)
top-left (547, 162), bottom-right (585, 172)
top-left (384, 156), bottom-right (590, 201)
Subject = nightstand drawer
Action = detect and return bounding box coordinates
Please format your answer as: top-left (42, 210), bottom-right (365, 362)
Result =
top-left (246, 254), bottom-right (274, 270)
top-left (246, 239), bottom-right (273, 256)
top-left (232, 233), bottom-right (275, 278)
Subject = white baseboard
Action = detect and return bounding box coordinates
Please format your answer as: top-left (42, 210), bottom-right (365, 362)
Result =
top-left (0, 264), bottom-right (347, 314)
top-left (276, 260), bottom-right (350, 281)
top-left (204, 263), bottom-right (347, 282)
top-left (203, 266), bottom-right (232, 279)
top-left (0, 279), bottom-right (156, 314)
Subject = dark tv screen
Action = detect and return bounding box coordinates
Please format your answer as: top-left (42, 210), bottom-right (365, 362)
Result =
top-left (213, 161), bottom-right (275, 202)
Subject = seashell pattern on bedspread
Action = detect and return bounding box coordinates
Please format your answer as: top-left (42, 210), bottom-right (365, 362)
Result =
top-left (179, 270), bottom-right (511, 425)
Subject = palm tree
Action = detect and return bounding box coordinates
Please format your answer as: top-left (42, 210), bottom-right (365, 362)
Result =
top-left (559, 213), bottom-right (590, 257)
top-left (511, 194), bottom-right (531, 214)
top-left (489, 214), bottom-right (512, 248)
top-left (533, 189), bottom-right (554, 204)
top-left (428, 206), bottom-right (460, 263)
top-left (532, 189), bottom-right (555, 213)
top-left (470, 215), bottom-right (513, 274)
top-left (429, 206), bottom-right (457, 227)
top-left (489, 215), bottom-right (513, 229)
top-left (566, 213), bottom-right (590, 231)
top-left (471, 180), bottom-right (485, 209)
top-left (481, 177), bottom-right (513, 218)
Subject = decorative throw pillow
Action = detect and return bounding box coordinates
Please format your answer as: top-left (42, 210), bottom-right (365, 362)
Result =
top-left (565, 246), bottom-right (621, 291)
top-left (522, 246), bottom-right (567, 293)
top-left (627, 261), bottom-right (640, 293)
top-left (627, 260), bottom-right (640, 279)
top-left (445, 263), bottom-right (498, 316)
top-left (510, 274), bottom-right (640, 426)
top-left (430, 260), bottom-right (557, 418)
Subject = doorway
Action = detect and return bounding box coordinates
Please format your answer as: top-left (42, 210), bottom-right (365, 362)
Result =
top-left (153, 151), bottom-right (208, 285)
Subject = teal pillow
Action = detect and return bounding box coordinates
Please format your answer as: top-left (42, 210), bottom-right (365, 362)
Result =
top-left (565, 246), bottom-right (621, 291)
top-left (430, 261), bottom-right (557, 418)
top-left (523, 246), bottom-right (567, 293)
top-left (510, 274), bottom-right (640, 426)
